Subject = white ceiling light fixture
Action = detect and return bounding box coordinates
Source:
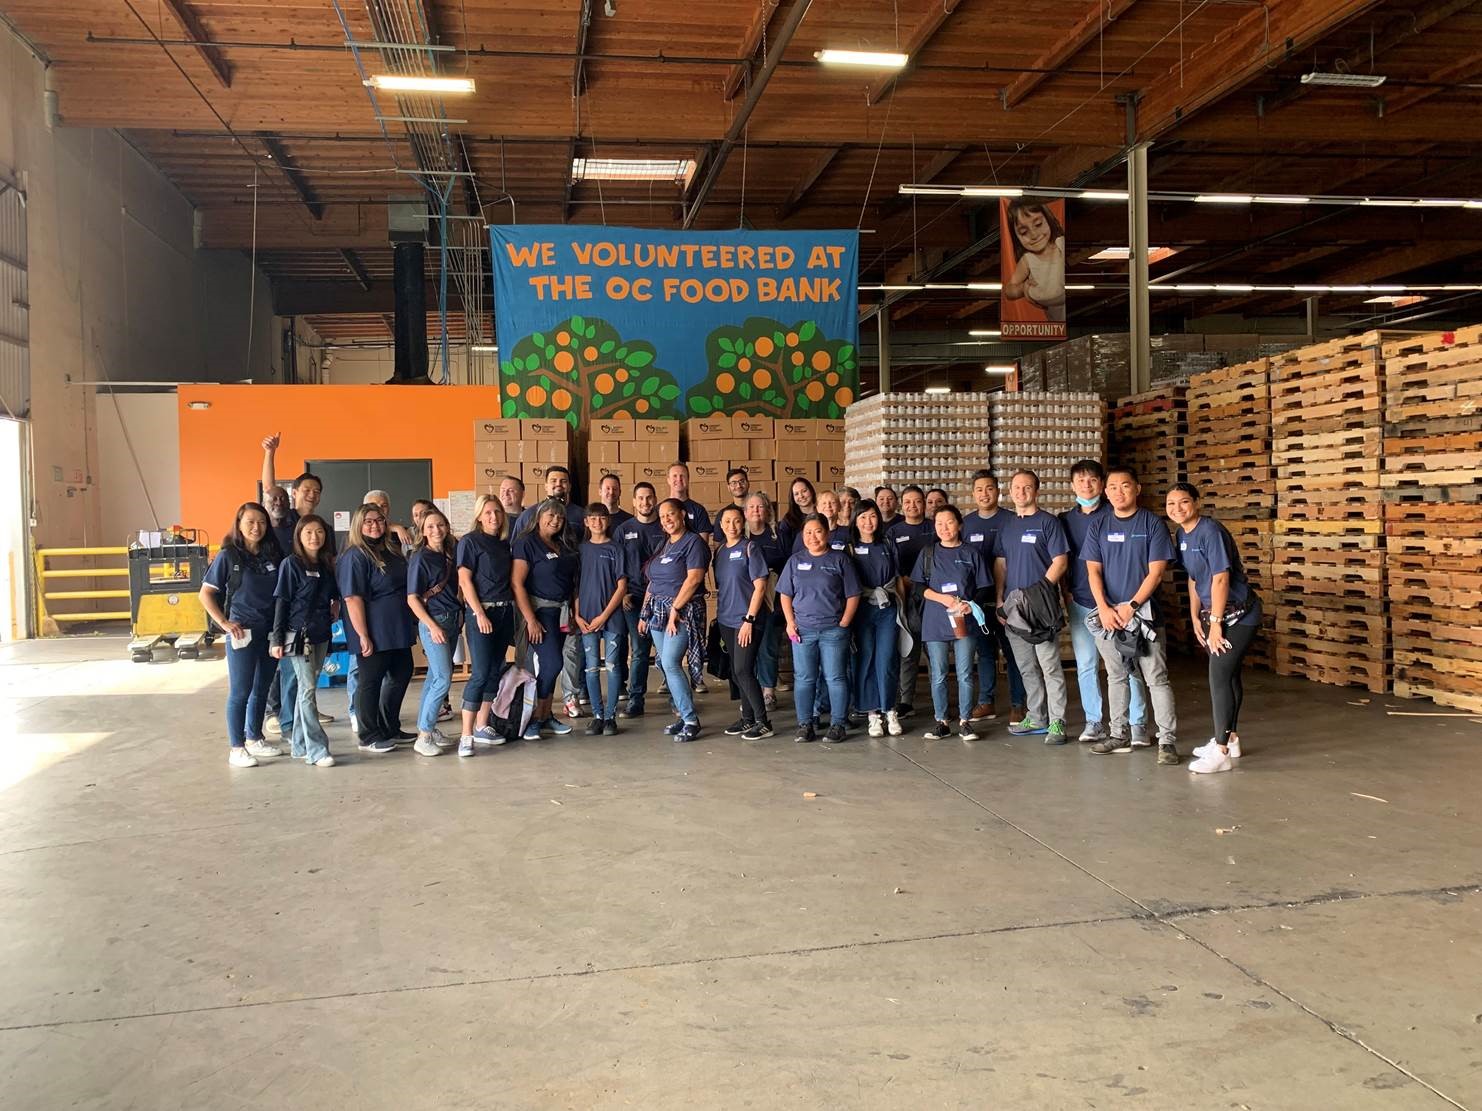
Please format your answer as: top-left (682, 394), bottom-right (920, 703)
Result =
top-left (983, 365), bottom-right (1017, 374)
top-left (1301, 71), bottom-right (1386, 88)
top-left (1253, 195), bottom-right (1311, 205)
top-left (1195, 193), bottom-right (1254, 205)
top-left (365, 74), bottom-right (475, 94)
top-left (571, 157), bottom-right (697, 186)
top-left (815, 49), bottom-right (910, 68)
top-left (962, 186), bottom-right (1023, 198)
top-left (1089, 246), bottom-right (1181, 263)
top-left (1365, 294), bottom-right (1429, 307)
top-left (1078, 189), bottom-right (1129, 201)
top-left (924, 385), bottom-right (952, 394)
top-left (471, 344), bottom-right (498, 353)
top-left (967, 329), bottom-right (1002, 337)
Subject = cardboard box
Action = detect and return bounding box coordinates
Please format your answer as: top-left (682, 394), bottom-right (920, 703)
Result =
top-left (619, 440), bottom-right (652, 463)
top-left (777, 461), bottom-right (818, 482)
top-left (520, 418), bottom-right (570, 441)
top-left (474, 417), bottom-right (518, 441)
top-left (510, 439), bottom-right (571, 464)
top-left (815, 439), bottom-right (845, 464)
top-left (635, 419), bottom-right (680, 463)
top-left (819, 463), bottom-right (848, 486)
top-left (774, 419), bottom-right (812, 440)
top-left (733, 416), bottom-right (774, 439)
top-left (474, 440), bottom-right (507, 465)
top-left (684, 416), bottom-right (732, 441)
top-left (524, 462), bottom-right (564, 487)
top-left (749, 439), bottom-right (778, 462)
top-left (590, 418), bottom-right (636, 441)
top-left (585, 440), bottom-right (624, 464)
top-left (691, 483), bottom-right (726, 509)
top-left (474, 464), bottom-right (516, 489)
top-left (633, 463), bottom-right (671, 485)
top-left (736, 461), bottom-right (773, 481)
top-left (774, 438), bottom-right (821, 462)
top-left (689, 437), bottom-right (745, 462)
top-left (814, 419), bottom-right (846, 439)
top-left (691, 462), bottom-right (726, 482)
top-left (586, 464), bottom-right (634, 491)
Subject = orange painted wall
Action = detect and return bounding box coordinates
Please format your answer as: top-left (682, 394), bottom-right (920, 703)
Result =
top-left (177, 384), bottom-right (506, 531)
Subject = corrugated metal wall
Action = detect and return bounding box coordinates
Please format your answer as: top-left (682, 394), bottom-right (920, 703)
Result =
top-left (0, 177), bottom-right (28, 419)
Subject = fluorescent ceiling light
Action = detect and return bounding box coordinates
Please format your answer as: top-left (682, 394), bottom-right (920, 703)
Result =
top-left (815, 49), bottom-right (910, 68)
top-left (1253, 195), bottom-right (1311, 205)
top-left (1195, 194), bottom-right (1253, 204)
top-left (924, 385), bottom-right (951, 394)
top-left (1365, 295), bottom-right (1428, 306)
top-left (471, 344), bottom-right (498, 353)
top-left (962, 187), bottom-right (1023, 198)
top-left (1301, 71), bottom-right (1386, 88)
top-left (860, 284), bottom-right (924, 291)
top-left (1079, 189), bottom-right (1129, 201)
top-left (1361, 198), bottom-right (1416, 207)
top-left (983, 365), bottom-right (1017, 374)
top-left (967, 329), bottom-right (1002, 337)
top-left (365, 74), bottom-right (475, 94)
top-left (571, 157), bottom-right (697, 186)
top-left (1089, 246), bottom-right (1180, 263)
top-left (1065, 284), bottom-right (1096, 290)
top-left (966, 282), bottom-right (1003, 290)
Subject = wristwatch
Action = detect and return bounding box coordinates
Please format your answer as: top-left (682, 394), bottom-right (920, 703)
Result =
top-left (743, 614), bottom-right (757, 624)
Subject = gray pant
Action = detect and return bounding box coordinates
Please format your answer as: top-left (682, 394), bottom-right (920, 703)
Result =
top-left (562, 633), bottom-right (584, 701)
top-left (1094, 633), bottom-right (1177, 747)
top-left (1008, 635), bottom-right (1068, 726)
top-left (896, 587), bottom-right (925, 709)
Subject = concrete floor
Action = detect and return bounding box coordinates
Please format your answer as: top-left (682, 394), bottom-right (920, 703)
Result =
top-left (0, 637), bottom-right (1478, 1110)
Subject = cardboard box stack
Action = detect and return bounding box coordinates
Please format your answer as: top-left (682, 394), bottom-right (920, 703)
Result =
top-left (687, 414), bottom-right (843, 510)
top-left (474, 417), bottom-right (573, 495)
top-left (1186, 359), bottom-right (1275, 668)
top-left (1380, 326), bottom-right (1482, 711)
top-left (843, 393), bottom-right (993, 508)
top-left (583, 418), bottom-right (680, 502)
top-left (989, 392), bottom-right (1105, 513)
top-left (1268, 334), bottom-right (1389, 693)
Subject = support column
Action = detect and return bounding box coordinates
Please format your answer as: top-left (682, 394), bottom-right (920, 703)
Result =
top-left (1127, 142), bottom-right (1151, 395)
top-left (877, 311), bottom-right (892, 395)
top-left (1305, 295), bottom-right (1320, 339)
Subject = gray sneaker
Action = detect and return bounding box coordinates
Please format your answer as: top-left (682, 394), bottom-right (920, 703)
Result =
top-left (413, 733), bottom-right (442, 757)
top-left (1078, 720), bottom-right (1105, 742)
top-left (1090, 737), bottom-right (1133, 755)
top-left (1157, 744), bottom-right (1181, 766)
top-left (1044, 719), bottom-right (1068, 745)
top-left (1130, 727), bottom-right (1152, 748)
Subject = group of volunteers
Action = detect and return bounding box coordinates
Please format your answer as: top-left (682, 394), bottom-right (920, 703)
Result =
top-left (200, 433), bottom-right (1260, 778)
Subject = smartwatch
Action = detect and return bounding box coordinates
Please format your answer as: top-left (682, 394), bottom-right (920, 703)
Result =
top-left (743, 614), bottom-right (757, 624)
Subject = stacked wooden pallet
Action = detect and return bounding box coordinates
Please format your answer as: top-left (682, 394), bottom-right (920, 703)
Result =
top-left (1186, 359), bottom-right (1275, 666)
top-left (1381, 326), bottom-right (1482, 712)
top-left (1268, 333), bottom-right (1389, 692)
top-left (1109, 385), bottom-right (1193, 650)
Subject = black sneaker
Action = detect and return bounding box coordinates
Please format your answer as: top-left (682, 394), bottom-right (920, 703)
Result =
top-left (743, 720), bottom-right (774, 740)
top-left (1157, 744), bottom-right (1181, 765)
top-left (724, 718), bottom-right (750, 736)
top-left (895, 703), bottom-right (914, 718)
top-left (795, 723), bottom-right (817, 744)
top-left (923, 720), bottom-right (952, 740)
top-left (823, 724), bottom-right (847, 743)
top-left (602, 719), bottom-right (617, 736)
top-left (619, 701), bottom-right (644, 719)
top-left (584, 718), bottom-right (604, 736)
top-left (662, 720), bottom-right (685, 736)
top-left (677, 721), bottom-right (701, 743)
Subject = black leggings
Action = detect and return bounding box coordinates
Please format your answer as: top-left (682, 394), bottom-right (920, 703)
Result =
top-left (356, 647), bottom-right (413, 744)
top-left (720, 622), bottom-right (767, 725)
top-left (529, 607), bottom-right (566, 699)
top-left (1209, 616), bottom-right (1259, 745)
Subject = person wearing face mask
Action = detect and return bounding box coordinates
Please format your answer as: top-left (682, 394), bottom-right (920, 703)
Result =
top-left (201, 502), bottom-right (287, 767)
top-left (338, 502), bottom-right (416, 754)
top-left (1082, 467), bottom-right (1180, 766)
top-left (1060, 460), bottom-right (1149, 745)
top-left (614, 482), bottom-right (664, 719)
top-left (960, 471), bottom-right (1026, 723)
top-left (743, 492), bottom-right (789, 712)
top-left (888, 485), bottom-right (935, 718)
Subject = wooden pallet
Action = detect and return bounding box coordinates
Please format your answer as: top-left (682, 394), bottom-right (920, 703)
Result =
top-left (1273, 645), bottom-right (1388, 693)
top-left (1271, 530), bottom-right (1382, 551)
top-left (1381, 323), bottom-right (1482, 360)
top-left (1272, 331), bottom-right (1388, 373)
top-left (1393, 619), bottom-right (1482, 647)
top-left (1383, 347), bottom-right (1482, 423)
top-left (1379, 480), bottom-right (1482, 504)
top-left (1275, 516), bottom-right (1383, 536)
top-left (1273, 425), bottom-right (1381, 465)
top-left (1276, 610), bottom-right (1388, 641)
top-left (1391, 651), bottom-right (1482, 711)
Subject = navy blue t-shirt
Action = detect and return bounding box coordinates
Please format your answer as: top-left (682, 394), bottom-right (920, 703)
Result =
top-left (960, 508), bottom-right (1011, 590)
top-left (713, 539), bottom-right (771, 627)
top-left (746, 527), bottom-right (790, 574)
top-left (849, 539), bottom-right (900, 593)
top-left (407, 547), bottom-right (462, 622)
top-left (514, 501), bottom-right (588, 543)
top-left (577, 540), bottom-right (628, 621)
top-left (711, 503), bottom-right (751, 541)
top-left (1082, 508), bottom-right (1177, 607)
top-left (512, 533), bottom-right (579, 602)
top-left (604, 507), bottom-right (633, 531)
top-left (204, 546), bottom-right (280, 630)
top-left (273, 556), bottom-right (339, 644)
top-left (456, 531), bottom-right (513, 605)
top-left (790, 524), bottom-right (851, 554)
top-left (1178, 517), bottom-right (1256, 620)
top-left (677, 498), bottom-right (711, 536)
top-left (282, 507), bottom-right (337, 556)
top-left (645, 530), bottom-right (710, 600)
top-left (994, 511), bottom-right (1071, 594)
top-left (336, 545), bottom-right (413, 653)
top-left (886, 518), bottom-right (935, 581)
top-left (777, 547), bottom-right (862, 633)
top-left (911, 543), bottom-right (991, 642)
top-left (1059, 500), bottom-right (1114, 609)
top-left (615, 516), bottom-right (664, 598)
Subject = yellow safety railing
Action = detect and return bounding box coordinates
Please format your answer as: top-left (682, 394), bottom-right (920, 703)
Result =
top-left (34, 546), bottom-right (131, 633)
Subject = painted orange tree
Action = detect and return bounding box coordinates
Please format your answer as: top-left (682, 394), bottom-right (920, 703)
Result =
top-left (686, 317), bottom-right (857, 419)
top-left (499, 315), bottom-right (684, 427)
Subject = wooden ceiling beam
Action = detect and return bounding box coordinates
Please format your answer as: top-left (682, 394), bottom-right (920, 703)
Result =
top-left (866, 0), bottom-right (964, 107)
top-left (724, 1), bottom-right (782, 102)
top-left (260, 136), bottom-right (323, 220)
top-left (775, 147), bottom-right (840, 219)
top-left (1137, 0), bottom-right (1382, 141)
top-left (1002, 0), bottom-right (1138, 110)
top-left (159, 0), bottom-right (232, 89)
top-left (339, 249), bottom-right (372, 292)
top-left (1379, 49), bottom-right (1482, 116)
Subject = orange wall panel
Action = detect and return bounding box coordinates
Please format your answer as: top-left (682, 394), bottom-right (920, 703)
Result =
top-left (177, 384), bottom-right (507, 530)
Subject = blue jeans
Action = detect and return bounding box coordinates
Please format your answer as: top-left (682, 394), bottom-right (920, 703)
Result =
top-left (754, 608), bottom-right (779, 689)
top-left (649, 623), bottom-right (696, 723)
top-left (583, 627), bottom-right (622, 719)
top-left (276, 657), bottom-right (297, 733)
top-left (417, 617), bottom-right (459, 731)
top-left (287, 645), bottom-right (331, 762)
top-left (347, 653), bottom-right (359, 725)
top-left (1068, 601), bottom-right (1146, 727)
top-left (792, 624), bottom-right (850, 727)
top-left (617, 603), bottom-right (649, 706)
top-left (225, 629), bottom-right (275, 747)
top-left (927, 636), bottom-right (976, 723)
top-left (975, 613), bottom-right (1026, 708)
top-left (854, 603), bottom-right (898, 713)
top-left (463, 604), bottom-right (514, 710)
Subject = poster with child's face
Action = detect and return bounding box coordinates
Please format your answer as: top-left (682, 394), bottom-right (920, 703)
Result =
top-left (999, 198), bottom-right (1067, 340)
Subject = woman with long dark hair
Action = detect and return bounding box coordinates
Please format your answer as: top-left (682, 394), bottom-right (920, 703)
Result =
top-left (639, 498), bottom-right (710, 742)
top-left (337, 502), bottom-right (416, 754)
top-left (744, 492), bottom-right (788, 712)
top-left (714, 504), bottom-right (773, 739)
top-left (778, 514), bottom-right (861, 744)
top-left (780, 475), bottom-right (819, 553)
top-left (850, 499), bottom-right (902, 738)
top-left (201, 502), bottom-right (286, 766)
top-left (406, 507), bottom-right (462, 758)
top-left (1167, 482), bottom-right (1262, 774)
top-left (456, 494), bottom-right (516, 756)
top-left (269, 514), bottom-right (339, 767)
top-left (512, 499), bottom-right (580, 740)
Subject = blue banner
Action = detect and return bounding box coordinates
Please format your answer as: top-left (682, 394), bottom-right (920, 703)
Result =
top-left (490, 225), bottom-right (859, 424)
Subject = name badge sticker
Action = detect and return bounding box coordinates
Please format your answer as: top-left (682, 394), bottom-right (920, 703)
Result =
top-left (797, 562), bottom-right (814, 571)
top-left (941, 582), bottom-right (959, 593)
top-left (306, 570), bottom-right (320, 578)
top-left (1179, 542), bottom-right (1188, 551)
top-left (1107, 532), bottom-right (1127, 543)
top-left (729, 550), bottom-right (743, 560)
top-left (660, 556), bottom-right (674, 564)
top-left (545, 551), bottom-right (558, 560)
top-left (1020, 534), bottom-right (1038, 544)
top-left (856, 545), bottom-right (869, 554)
top-left (968, 533), bottom-right (984, 543)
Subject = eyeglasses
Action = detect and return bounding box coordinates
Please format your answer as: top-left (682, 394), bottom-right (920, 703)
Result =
top-left (362, 516), bottom-right (386, 526)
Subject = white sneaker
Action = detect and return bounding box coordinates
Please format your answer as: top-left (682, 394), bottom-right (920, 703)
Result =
top-left (885, 709), bottom-right (903, 736)
top-left (694, 679), bottom-right (709, 695)
top-left (1188, 750), bottom-right (1234, 774)
top-left (228, 747), bottom-right (258, 768)
top-left (1194, 736), bottom-right (1243, 760)
top-left (350, 715), bottom-right (360, 736)
top-left (245, 738), bottom-right (284, 758)
top-left (264, 714), bottom-right (282, 737)
top-left (313, 755), bottom-right (335, 768)
top-left (413, 733), bottom-right (442, 757)
top-left (1078, 720), bottom-right (1105, 742)
top-left (867, 712), bottom-right (885, 738)
top-left (458, 736), bottom-right (475, 757)
top-left (431, 728), bottom-right (456, 748)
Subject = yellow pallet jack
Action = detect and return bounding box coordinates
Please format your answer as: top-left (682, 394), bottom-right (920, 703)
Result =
top-left (128, 528), bottom-right (214, 662)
